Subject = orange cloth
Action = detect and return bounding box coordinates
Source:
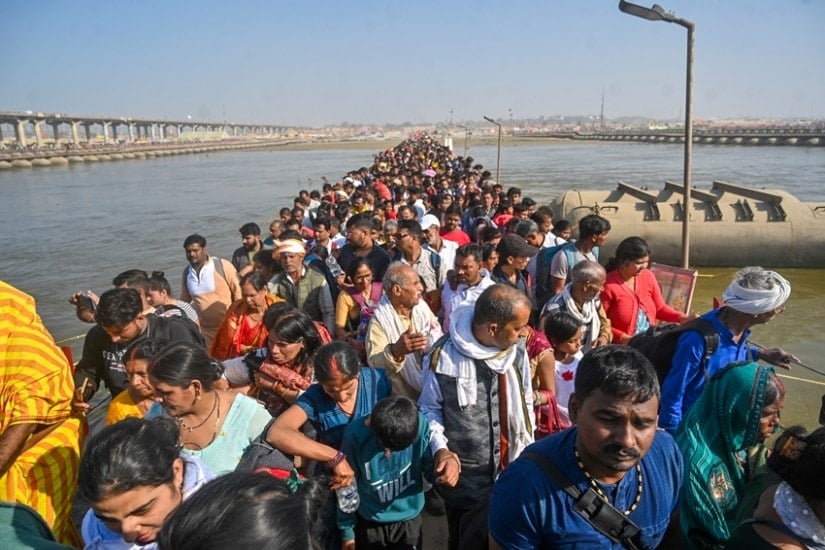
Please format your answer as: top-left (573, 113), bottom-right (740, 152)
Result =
top-left (209, 294), bottom-right (282, 360)
top-left (0, 280), bottom-right (84, 547)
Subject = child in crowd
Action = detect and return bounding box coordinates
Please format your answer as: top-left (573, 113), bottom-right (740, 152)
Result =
top-left (339, 395), bottom-right (435, 549)
top-left (481, 242), bottom-right (500, 272)
top-left (544, 311), bottom-right (584, 427)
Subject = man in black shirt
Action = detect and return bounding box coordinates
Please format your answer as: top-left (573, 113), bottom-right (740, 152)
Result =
top-left (337, 213), bottom-right (391, 281)
top-left (73, 287), bottom-right (203, 413)
top-left (231, 222), bottom-right (263, 277)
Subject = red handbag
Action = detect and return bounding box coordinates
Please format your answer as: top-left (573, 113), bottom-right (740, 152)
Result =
top-left (535, 390), bottom-right (567, 439)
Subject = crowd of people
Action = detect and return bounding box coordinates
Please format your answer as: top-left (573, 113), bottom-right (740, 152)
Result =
top-left (1, 132), bottom-right (821, 550)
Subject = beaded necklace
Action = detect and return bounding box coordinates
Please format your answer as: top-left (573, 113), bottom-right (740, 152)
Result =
top-left (179, 393), bottom-right (222, 451)
top-left (575, 448), bottom-right (643, 516)
top-left (178, 392), bottom-right (218, 432)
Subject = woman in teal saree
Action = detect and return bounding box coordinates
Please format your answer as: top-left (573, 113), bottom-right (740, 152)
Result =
top-left (675, 361), bottom-right (785, 549)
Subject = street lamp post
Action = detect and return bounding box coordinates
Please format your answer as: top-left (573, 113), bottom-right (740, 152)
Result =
top-left (618, 1), bottom-right (694, 268)
top-left (458, 124), bottom-right (471, 157)
top-left (483, 116), bottom-right (502, 183)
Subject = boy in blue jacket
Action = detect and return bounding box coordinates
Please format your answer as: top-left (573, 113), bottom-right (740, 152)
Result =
top-left (339, 395), bottom-right (435, 549)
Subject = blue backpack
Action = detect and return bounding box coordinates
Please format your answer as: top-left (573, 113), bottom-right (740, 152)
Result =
top-left (534, 242), bottom-right (587, 310)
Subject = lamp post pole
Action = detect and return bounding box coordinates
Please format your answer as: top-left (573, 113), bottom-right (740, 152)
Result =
top-left (483, 116), bottom-right (502, 183)
top-left (458, 125), bottom-right (471, 157)
top-left (618, 1), bottom-right (694, 268)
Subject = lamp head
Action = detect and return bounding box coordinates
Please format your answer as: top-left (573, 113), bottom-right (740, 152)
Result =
top-left (619, 1), bottom-right (682, 24)
top-left (619, 0), bottom-right (663, 21)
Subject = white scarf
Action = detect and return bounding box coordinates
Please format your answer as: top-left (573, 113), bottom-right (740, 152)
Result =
top-left (371, 294), bottom-right (442, 393)
top-left (432, 305), bottom-right (534, 462)
top-left (774, 481), bottom-right (825, 546)
top-left (723, 270), bottom-right (791, 314)
top-left (561, 286), bottom-right (600, 351)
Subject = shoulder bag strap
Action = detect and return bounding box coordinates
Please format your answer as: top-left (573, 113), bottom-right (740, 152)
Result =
top-left (521, 451), bottom-right (583, 500)
top-left (212, 257), bottom-right (227, 283)
top-left (370, 282), bottom-right (383, 305)
top-left (347, 286), bottom-right (368, 309)
top-left (521, 451), bottom-right (643, 550)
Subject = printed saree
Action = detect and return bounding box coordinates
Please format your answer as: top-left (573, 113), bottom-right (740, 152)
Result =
top-left (675, 361), bottom-right (776, 549)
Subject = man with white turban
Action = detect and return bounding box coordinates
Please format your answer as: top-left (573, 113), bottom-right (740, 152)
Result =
top-left (659, 266), bottom-right (797, 433)
top-left (269, 239), bottom-right (335, 334)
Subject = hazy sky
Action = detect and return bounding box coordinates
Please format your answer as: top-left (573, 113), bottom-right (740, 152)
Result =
top-left (2, 0), bottom-right (823, 126)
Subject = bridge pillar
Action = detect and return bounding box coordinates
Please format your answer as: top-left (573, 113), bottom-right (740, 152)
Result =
top-left (15, 119), bottom-right (27, 148)
top-left (177, 125), bottom-right (182, 137)
top-left (83, 123), bottom-right (93, 142)
top-left (71, 121), bottom-right (80, 146)
top-left (51, 122), bottom-right (61, 144)
top-left (128, 123), bottom-right (136, 142)
top-left (33, 121), bottom-right (44, 148)
top-left (102, 121), bottom-right (111, 144)
top-left (111, 123), bottom-right (120, 143)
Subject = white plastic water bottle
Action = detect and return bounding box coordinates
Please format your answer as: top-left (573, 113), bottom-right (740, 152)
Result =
top-left (336, 481), bottom-right (360, 513)
top-left (326, 255), bottom-right (344, 278)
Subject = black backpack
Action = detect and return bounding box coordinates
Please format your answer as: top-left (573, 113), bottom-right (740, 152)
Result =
top-left (534, 242), bottom-right (577, 310)
top-left (627, 318), bottom-right (719, 384)
top-left (149, 313), bottom-right (206, 348)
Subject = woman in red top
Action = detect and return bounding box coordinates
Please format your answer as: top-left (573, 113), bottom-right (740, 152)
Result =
top-left (209, 271), bottom-right (281, 360)
top-left (600, 236), bottom-right (694, 343)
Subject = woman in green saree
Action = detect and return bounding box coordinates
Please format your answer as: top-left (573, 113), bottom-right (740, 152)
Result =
top-left (675, 361), bottom-right (785, 549)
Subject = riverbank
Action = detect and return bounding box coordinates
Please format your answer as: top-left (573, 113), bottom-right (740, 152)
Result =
top-left (0, 138), bottom-right (303, 169)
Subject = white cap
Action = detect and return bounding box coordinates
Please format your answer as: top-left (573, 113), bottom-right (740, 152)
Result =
top-left (420, 214), bottom-right (441, 230)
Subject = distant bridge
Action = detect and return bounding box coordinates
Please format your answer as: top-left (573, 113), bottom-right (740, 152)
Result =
top-left (521, 128), bottom-right (824, 147)
top-left (0, 110), bottom-right (292, 149)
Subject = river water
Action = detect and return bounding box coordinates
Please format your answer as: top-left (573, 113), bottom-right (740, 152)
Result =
top-left (1, 140), bottom-right (823, 426)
